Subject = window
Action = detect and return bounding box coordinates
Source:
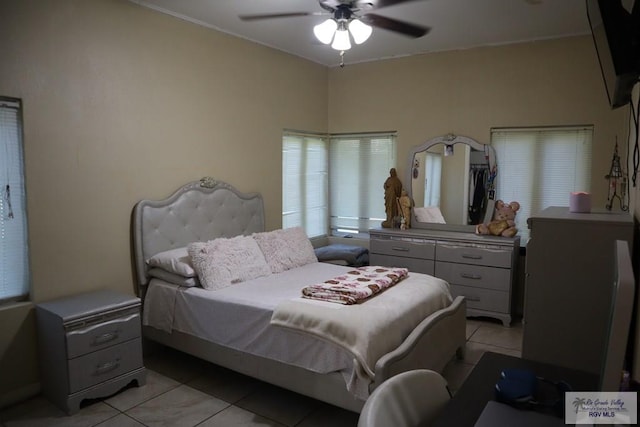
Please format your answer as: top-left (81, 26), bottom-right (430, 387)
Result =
top-left (329, 132), bottom-right (397, 236)
top-left (491, 126), bottom-right (593, 241)
top-left (1, 97), bottom-right (30, 303)
top-left (282, 131), bottom-right (396, 238)
top-left (282, 131), bottom-right (328, 238)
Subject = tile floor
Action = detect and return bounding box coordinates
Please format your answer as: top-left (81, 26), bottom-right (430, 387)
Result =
top-left (0, 318), bottom-right (522, 427)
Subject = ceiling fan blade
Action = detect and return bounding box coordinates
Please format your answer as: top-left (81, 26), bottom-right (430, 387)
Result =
top-left (360, 13), bottom-right (430, 38)
top-left (355, 0), bottom-right (423, 10)
top-left (239, 12), bottom-right (318, 21)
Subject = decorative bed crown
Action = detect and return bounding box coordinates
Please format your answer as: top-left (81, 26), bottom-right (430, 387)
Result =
top-left (199, 176), bottom-right (218, 188)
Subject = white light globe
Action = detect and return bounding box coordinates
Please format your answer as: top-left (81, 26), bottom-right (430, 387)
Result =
top-left (331, 28), bottom-right (351, 51)
top-left (349, 19), bottom-right (372, 44)
top-left (313, 19), bottom-right (338, 44)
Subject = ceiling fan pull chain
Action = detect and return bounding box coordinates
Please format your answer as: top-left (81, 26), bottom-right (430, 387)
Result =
top-left (340, 50), bottom-right (345, 68)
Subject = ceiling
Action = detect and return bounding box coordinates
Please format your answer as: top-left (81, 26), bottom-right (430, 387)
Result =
top-left (129, 0), bottom-right (591, 67)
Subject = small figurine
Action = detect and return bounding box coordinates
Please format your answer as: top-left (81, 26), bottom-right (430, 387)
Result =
top-left (382, 168), bottom-right (403, 228)
top-left (399, 189), bottom-right (412, 229)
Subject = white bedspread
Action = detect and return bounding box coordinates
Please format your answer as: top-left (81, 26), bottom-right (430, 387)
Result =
top-left (143, 262), bottom-right (453, 399)
top-left (272, 271), bottom-right (452, 382)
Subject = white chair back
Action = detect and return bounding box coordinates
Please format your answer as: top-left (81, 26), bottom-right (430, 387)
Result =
top-left (358, 369), bottom-right (451, 427)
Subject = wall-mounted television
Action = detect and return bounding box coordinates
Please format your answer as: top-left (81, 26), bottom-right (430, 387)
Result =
top-left (586, 0), bottom-right (640, 109)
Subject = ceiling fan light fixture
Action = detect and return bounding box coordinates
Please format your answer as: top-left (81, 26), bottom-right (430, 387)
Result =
top-left (313, 18), bottom-right (337, 44)
top-left (348, 19), bottom-right (372, 44)
top-left (331, 27), bottom-right (351, 50)
top-left (331, 21), bottom-right (351, 51)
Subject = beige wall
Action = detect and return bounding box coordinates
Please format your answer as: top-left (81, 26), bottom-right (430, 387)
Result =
top-left (328, 37), bottom-right (628, 207)
top-left (0, 0), bottom-right (632, 406)
top-left (0, 0), bottom-right (327, 404)
top-left (1, 0), bottom-right (328, 304)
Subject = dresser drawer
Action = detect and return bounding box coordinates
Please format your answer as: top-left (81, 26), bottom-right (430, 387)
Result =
top-left (371, 237), bottom-right (435, 260)
top-left (68, 338), bottom-right (143, 393)
top-left (66, 310), bottom-right (141, 359)
top-left (435, 262), bottom-right (511, 291)
top-left (450, 285), bottom-right (509, 313)
top-left (436, 242), bottom-right (512, 268)
top-left (370, 253), bottom-right (435, 275)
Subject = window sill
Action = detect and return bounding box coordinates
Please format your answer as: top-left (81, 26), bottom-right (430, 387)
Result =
top-left (0, 300), bottom-right (33, 313)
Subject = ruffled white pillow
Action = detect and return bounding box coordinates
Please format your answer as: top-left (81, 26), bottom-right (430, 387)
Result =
top-left (188, 235), bottom-right (271, 291)
top-left (253, 227), bottom-right (318, 273)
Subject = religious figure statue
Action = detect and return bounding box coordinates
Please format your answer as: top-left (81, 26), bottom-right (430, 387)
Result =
top-left (382, 168), bottom-right (403, 228)
top-left (399, 189), bottom-right (412, 229)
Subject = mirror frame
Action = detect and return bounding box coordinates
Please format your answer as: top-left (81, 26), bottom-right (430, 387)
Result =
top-left (407, 134), bottom-right (497, 232)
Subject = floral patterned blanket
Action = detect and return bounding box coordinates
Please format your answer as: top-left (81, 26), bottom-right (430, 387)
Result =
top-left (301, 266), bottom-right (409, 304)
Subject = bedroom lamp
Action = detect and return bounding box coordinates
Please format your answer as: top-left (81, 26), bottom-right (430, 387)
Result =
top-left (605, 139), bottom-right (629, 211)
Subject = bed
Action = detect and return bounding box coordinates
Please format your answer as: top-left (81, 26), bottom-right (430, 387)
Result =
top-left (132, 178), bottom-right (466, 412)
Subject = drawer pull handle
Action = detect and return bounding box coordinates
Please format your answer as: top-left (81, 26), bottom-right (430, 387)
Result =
top-left (94, 359), bottom-right (120, 376)
top-left (391, 246), bottom-right (410, 252)
top-left (462, 254), bottom-right (482, 260)
top-left (465, 296), bottom-right (481, 302)
top-left (461, 273), bottom-right (482, 280)
top-left (92, 331), bottom-right (119, 346)
top-left (67, 313), bottom-right (138, 336)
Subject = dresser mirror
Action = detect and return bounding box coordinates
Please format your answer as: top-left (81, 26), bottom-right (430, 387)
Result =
top-left (407, 134), bottom-right (497, 232)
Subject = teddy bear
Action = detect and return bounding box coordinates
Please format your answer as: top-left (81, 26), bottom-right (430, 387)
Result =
top-left (475, 200), bottom-right (520, 237)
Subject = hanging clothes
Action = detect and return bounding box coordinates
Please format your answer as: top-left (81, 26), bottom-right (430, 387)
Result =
top-left (468, 167), bottom-right (487, 225)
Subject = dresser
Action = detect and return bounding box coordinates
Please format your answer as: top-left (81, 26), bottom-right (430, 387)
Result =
top-left (523, 207), bottom-right (633, 375)
top-left (36, 290), bottom-right (147, 414)
top-left (370, 228), bottom-right (520, 326)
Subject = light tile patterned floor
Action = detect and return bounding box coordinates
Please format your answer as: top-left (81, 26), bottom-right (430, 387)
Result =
top-left (0, 318), bottom-right (522, 427)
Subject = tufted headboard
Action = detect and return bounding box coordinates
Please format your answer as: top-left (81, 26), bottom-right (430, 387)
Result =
top-left (132, 178), bottom-right (265, 296)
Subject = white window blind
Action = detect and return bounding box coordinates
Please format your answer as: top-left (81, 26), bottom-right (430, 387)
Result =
top-left (282, 131), bottom-right (328, 238)
top-left (329, 132), bottom-right (397, 235)
top-left (1, 98), bottom-right (29, 303)
top-left (491, 126), bottom-right (593, 241)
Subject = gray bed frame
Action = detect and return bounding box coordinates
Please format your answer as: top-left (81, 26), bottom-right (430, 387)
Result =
top-left (132, 178), bottom-right (466, 413)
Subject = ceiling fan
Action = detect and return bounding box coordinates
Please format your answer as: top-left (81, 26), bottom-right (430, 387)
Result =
top-left (239, 0), bottom-right (430, 55)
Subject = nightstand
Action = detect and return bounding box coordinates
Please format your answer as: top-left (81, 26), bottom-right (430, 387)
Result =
top-left (36, 289), bottom-right (147, 414)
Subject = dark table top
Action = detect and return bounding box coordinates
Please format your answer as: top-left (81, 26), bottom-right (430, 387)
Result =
top-left (432, 352), bottom-right (599, 427)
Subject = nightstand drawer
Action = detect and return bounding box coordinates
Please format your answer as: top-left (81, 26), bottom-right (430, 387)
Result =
top-left (450, 284), bottom-right (509, 313)
top-left (435, 262), bottom-right (511, 291)
top-left (371, 238), bottom-right (435, 260)
top-left (66, 310), bottom-right (141, 359)
top-left (68, 338), bottom-right (143, 393)
top-left (436, 242), bottom-right (512, 268)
